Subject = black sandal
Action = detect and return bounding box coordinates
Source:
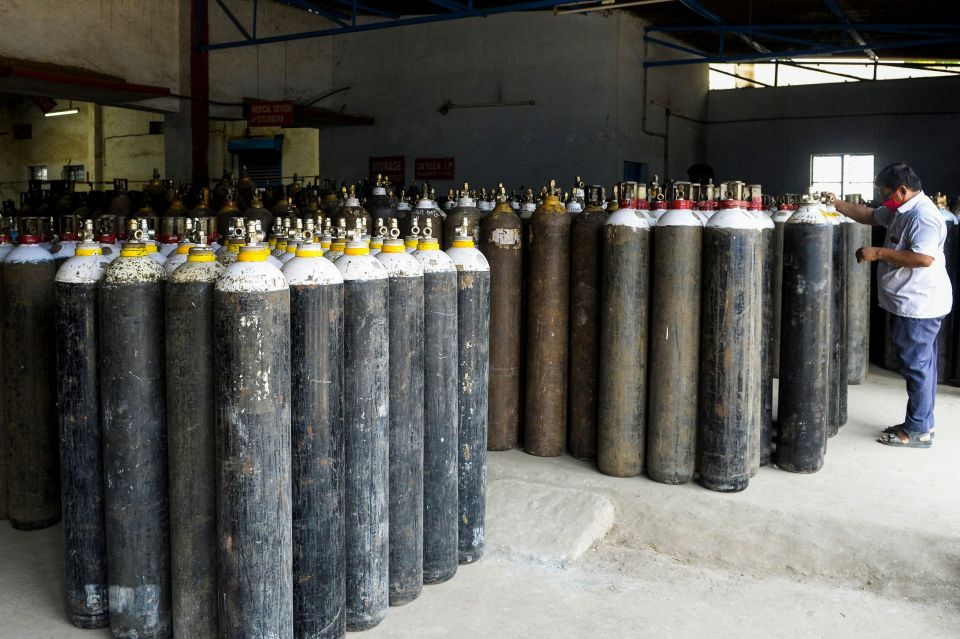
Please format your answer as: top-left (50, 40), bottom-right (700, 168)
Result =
top-left (878, 428), bottom-right (933, 448)
top-left (882, 424), bottom-right (936, 440)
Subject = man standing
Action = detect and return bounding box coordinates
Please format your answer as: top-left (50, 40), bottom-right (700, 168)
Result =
top-left (827, 162), bottom-right (953, 447)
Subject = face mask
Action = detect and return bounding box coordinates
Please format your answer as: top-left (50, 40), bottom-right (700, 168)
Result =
top-left (882, 188), bottom-right (904, 211)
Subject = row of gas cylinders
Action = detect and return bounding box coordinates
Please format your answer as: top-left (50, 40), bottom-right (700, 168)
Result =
top-left (0, 216), bottom-right (490, 638)
top-left (477, 181), bottom-right (869, 491)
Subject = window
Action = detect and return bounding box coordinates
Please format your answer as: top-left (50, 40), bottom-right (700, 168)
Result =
top-left (29, 165), bottom-right (48, 181)
top-left (709, 59), bottom-right (959, 90)
top-left (811, 154), bottom-right (874, 200)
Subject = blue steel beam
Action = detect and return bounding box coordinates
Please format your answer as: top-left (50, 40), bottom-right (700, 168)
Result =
top-left (213, 0), bottom-right (253, 39)
top-left (202, 0), bottom-right (563, 51)
top-left (822, 0), bottom-right (876, 60)
top-left (676, 0), bottom-right (770, 54)
top-left (645, 35), bottom-right (960, 67)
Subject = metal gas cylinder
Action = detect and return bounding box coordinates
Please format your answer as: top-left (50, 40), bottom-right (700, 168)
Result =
top-left (413, 228), bottom-right (459, 586)
top-left (647, 193), bottom-right (702, 484)
top-left (775, 196), bottom-right (832, 473)
top-left (54, 224), bottom-right (108, 628)
top-left (844, 194), bottom-right (872, 384)
top-left (338, 185), bottom-right (371, 235)
top-left (747, 194), bottom-right (775, 465)
top-left (162, 218), bottom-right (196, 275)
top-left (444, 183), bottom-right (482, 249)
top-left (375, 227), bottom-right (425, 607)
top-left (283, 237), bottom-right (346, 637)
top-left (597, 182), bottom-right (651, 478)
top-left (524, 181), bottom-right (571, 457)
top-left (335, 228), bottom-right (390, 631)
top-left (99, 236), bottom-right (170, 638)
top-left (480, 186), bottom-right (524, 451)
top-left (771, 195), bottom-right (798, 377)
top-left (567, 185), bottom-right (607, 461)
top-left (445, 219), bottom-right (490, 565)
top-left (4, 217), bottom-right (59, 530)
top-left (698, 196), bottom-right (763, 492)
top-left (165, 238), bottom-right (223, 639)
top-left (821, 200), bottom-right (848, 435)
top-left (215, 240), bottom-right (292, 638)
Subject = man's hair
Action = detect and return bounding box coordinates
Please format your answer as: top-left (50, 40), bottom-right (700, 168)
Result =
top-left (875, 162), bottom-right (923, 191)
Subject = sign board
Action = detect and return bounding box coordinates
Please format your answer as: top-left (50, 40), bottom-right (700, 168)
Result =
top-left (369, 156), bottom-right (405, 185)
top-left (247, 100), bottom-right (294, 127)
top-left (414, 157), bottom-right (455, 181)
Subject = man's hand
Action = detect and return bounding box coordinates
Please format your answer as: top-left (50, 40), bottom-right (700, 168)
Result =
top-left (856, 246), bottom-right (881, 263)
top-left (857, 245), bottom-right (934, 267)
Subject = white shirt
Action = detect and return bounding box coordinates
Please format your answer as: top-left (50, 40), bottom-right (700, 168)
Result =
top-left (873, 191), bottom-right (953, 319)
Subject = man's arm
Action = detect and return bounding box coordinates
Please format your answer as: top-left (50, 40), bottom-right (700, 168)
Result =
top-left (857, 246), bottom-right (934, 267)
top-left (831, 196), bottom-right (878, 225)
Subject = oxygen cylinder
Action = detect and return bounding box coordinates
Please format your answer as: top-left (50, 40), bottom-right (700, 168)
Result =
top-left (244, 188), bottom-right (274, 234)
top-left (367, 175), bottom-right (395, 227)
top-left (99, 236), bottom-right (170, 638)
top-left (165, 238), bottom-right (223, 639)
top-left (698, 197), bottom-right (763, 492)
top-left (771, 197), bottom-right (795, 377)
top-left (524, 181), bottom-right (571, 457)
top-left (338, 185), bottom-right (371, 235)
top-left (326, 220), bottom-right (347, 262)
top-left (413, 229), bottom-right (459, 585)
top-left (444, 183), bottom-right (482, 249)
top-left (162, 218), bottom-right (196, 275)
top-left (844, 194), bottom-right (872, 384)
top-left (157, 214), bottom-right (180, 257)
top-left (375, 228), bottom-right (425, 606)
top-left (935, 194), bottom-right (957, 382)
top-left (446, 219), bottom-right (490, 564)
top-left (336, 223), bottom-right (390, 630)
top-left (283, 239), bottom-right (346, 637)
top-left (54, 226), bottom-right (108, 627)
top-left (647, 196), bottom-right (702, 484)
top-left (215, 238), bottom-right (292, 638)
top-left (598, 182), bottom-right (650, 478)
top-left (776, 198), bottom-right (832, 473)
top-left (4, 217), bottom-right (59, 530)
top-left (823, 203), bottom-right (848, 435)
top-left (748, 196), bottom-right (775, 466)
top-left (96, 215), bottom-right (121, 263)
top-left (405, 196), bottom-right (444, 248)
top-left (480, 186), bottom-right (523, 451)
top-left (566, 186), bottom-right (607, 460)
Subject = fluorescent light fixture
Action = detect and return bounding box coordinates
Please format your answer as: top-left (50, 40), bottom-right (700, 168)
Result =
top-left (45, 108), bottom-right (79, 117)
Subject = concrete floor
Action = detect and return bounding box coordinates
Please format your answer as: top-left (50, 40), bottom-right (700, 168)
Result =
top-left (2, 365), bottom-right (958, 638)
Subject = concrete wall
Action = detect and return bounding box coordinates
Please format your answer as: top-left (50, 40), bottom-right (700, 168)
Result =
top-left (0, 0), bottom-right (180, 91)
top-left (317, 11), bottom-right (708, 189)
top-left (209, 121), bottom-right (319, 181)
top-left (102, 107), bottom-right (165, 185)
top-left (706, 76), bottom-right (960, 197)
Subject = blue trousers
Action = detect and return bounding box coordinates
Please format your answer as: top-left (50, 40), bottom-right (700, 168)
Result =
top-left (890, 314), bottom-right (944, 433)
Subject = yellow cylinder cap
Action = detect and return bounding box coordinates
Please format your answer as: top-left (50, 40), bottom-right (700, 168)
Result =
top-left (296, 246), bottom-right (324, 258)
top-left (453, 238), bottom-right (474, 248)
top-left (144, 243), bottom-right (158, 253)
top-left (418, 239), bottom-right (440, 251)
top-left (237, 245), bottom-right (267, 262)
top-left (345, 245), bottom-right (369, 256)
top-left (404, 238), bottom-right (418, 248)
top-left (176, 244), bottom-right (193, 254)
top-left (120, 245), bottom-right (147, 257)
top-left (75, 246), bottom-right (102, 256)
